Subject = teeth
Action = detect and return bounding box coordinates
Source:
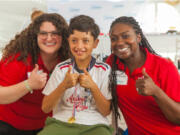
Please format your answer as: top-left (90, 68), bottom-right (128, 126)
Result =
top-left (45, 43), bottom-right (56, 46)
top-left (75, 48), bottom-right (85, 52)
top-left (74, 48), bottom-right (86, 54)
top-left (77, 51), bottom-right (83, 54)
top-left (118, 48), bottom-right (128, 52)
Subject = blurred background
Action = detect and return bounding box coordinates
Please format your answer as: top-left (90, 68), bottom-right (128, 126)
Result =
top-left (1, 0), bottom-right (180, 65)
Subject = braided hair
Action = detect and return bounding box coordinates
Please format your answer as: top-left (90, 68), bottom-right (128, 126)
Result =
top-left (109, 16), bottom-right (157, 134)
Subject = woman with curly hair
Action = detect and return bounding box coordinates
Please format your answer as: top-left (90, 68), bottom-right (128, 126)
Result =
top-left (0, 13), bottom-right (70, 135)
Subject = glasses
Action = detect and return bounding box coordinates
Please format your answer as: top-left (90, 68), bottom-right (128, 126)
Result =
top-left (38, 31), bottom-right (61, 39)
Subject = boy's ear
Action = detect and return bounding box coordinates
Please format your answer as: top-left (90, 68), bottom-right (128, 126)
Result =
top-left (93, 39), bottom-right (99, 49)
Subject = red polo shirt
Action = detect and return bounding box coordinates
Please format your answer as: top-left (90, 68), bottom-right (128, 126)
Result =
top-left (106, 49), bottom-right (180, 135)
top-left (0, 53), bottom-right (52, 130)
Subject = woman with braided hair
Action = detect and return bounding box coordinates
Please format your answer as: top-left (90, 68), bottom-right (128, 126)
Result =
top-left (0, 13), bottom-right (70, 135)
top-left (106, 16), bottom-right (180, 135)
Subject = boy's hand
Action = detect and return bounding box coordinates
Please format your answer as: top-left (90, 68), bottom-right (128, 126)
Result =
top-left (79, 68), bottom-right (96, 90)
top-left (136, 68), bottom-right (158, 96)
top-left (28, 64), bottom-right (48, 90)
top-left (63, 66), bottom-right (79, 89)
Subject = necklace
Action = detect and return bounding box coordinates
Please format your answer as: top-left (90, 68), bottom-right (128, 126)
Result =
top-left (68, 59), bottom-right (91, 124)
top-left (68, 61), bottom-right (79, 124)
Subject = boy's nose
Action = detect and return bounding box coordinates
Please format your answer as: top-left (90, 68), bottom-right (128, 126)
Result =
top-left (76, 41), bottom-right (83, 48)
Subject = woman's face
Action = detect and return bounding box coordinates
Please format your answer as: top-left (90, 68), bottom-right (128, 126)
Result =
top-left (37, 21), bottom-right (62, 56)
top-left (110, 23), bottom-right (141, 60)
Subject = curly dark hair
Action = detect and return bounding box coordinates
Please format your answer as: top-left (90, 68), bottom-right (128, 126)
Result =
top-left (68, 15), bottom-right (100, 40)
top-left (109, 16), bottom-right (157, 135)
top-left (2, 13), bottom-right (70, 64)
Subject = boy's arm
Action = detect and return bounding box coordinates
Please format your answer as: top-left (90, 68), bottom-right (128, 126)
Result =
top-left (79, 69), bottom-right (111, 116)
top-left (90, 83), bottom-right (111, 116)
top-left (42, 66), bottom-right (79, 113)
top-left (42, 81), bottom-right (67, 113)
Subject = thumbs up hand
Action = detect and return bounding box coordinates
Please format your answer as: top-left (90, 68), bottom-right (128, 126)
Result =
top-left (63, 66), bottom-right (79, 89)
top-left (135, 68), bottom-right (158, 96)
top-left (79, 68), bottom-right (96, 90)
top-left (28, 64), bottom-right (48, 90)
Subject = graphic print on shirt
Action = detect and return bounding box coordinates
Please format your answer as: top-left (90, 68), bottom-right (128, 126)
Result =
top-left (66, 86), bottom-right (93, 112)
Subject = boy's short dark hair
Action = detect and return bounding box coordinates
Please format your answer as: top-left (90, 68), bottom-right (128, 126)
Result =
top-left (68, 15), bottom-right (100, 40)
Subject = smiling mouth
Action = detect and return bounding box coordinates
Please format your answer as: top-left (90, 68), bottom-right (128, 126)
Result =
top-left (117, 47), bottom-right (129, 53)
top-left (44, 43), bottom-right (56, 46)
top-left (74, 48), bottom-right (86, 55)
top-left (75, 51), bottom-right (85, 55)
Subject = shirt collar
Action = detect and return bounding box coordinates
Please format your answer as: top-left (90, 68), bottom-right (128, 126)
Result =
top-left (37, 54), bottom-right (61, 74)
top-left (116, 48), bottom-right (154, 76)
top-left (71, 56), bottom-right (96, 73)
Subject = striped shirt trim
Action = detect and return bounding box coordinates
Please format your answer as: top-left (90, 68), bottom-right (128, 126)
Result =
top-left (94, 64), bottom-right (106, 71)
top-left (58, 61), bottom-right (72, 70)
top-left (95, 62), bottom-right (109, 69)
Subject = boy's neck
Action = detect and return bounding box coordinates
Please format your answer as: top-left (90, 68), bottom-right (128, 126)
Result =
top-left (75, 57), bottom-right (92, 70)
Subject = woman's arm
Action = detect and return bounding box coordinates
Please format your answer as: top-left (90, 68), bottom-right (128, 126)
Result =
top-left (0, 82), bottom-right (31, 104)
top-left (136, 68), bottom-right (180, 125)
top-left (154, 87), bottom-right (180, 125)
top-left (0, 64), bottom-right (47, 104)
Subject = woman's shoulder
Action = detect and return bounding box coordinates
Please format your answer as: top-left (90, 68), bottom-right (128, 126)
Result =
top-left (1, 52), bottom-right (22, 64)
top-left (152, 54), bottom-right (174, 66)
top-left (0, 52), bottom-right (33, 70)
top-left (150, 54), bottom-right (177, 73)
top-left (105, 54), bottom-right (114, 66)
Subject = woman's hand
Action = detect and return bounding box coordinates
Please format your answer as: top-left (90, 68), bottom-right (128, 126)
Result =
top-left (28, 64), bottom-right (48, 90)
top-left (136, 68), bottom-right (159, 96)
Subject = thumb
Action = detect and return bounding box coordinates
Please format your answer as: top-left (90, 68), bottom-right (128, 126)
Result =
top-left (67, 65), bottom-right (72, 74)
top-left (83, 68), bottom-right (89, 75)
top-left (32, 64), bottom-right (39, 73)
top-left (142, 68), bottom-right (149, 78)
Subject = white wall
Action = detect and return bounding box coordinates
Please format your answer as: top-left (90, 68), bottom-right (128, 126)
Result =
top-left (1, 0), bottom-right (180, 64)
top-left (0, 0), bottom-right (47, 48)
top-left (146, 34), bottom-right (179, 62)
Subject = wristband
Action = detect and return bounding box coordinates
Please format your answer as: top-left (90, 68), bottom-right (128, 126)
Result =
top-left (24, 80), bottom-right (33, 94)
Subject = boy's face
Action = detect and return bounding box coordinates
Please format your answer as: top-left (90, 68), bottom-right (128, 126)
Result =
top-left (68, 30), bottom-right (98, 62)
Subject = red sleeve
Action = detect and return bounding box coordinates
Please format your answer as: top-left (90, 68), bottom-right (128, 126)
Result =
top-left (160, 60), bottom-right (180, 102)
top-left (105, 54), bottom-right (114, 66)
top-left (0, 56), bottom-right (27, 86)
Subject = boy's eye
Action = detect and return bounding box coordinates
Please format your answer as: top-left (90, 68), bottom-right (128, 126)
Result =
top-left (72, 39), bottom-right (77, 43)
top-left (83, 39), bottom-right (89, 43)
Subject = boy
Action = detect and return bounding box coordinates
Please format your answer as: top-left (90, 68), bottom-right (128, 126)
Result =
top-left (38, 15), bottom-right (113, 135)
